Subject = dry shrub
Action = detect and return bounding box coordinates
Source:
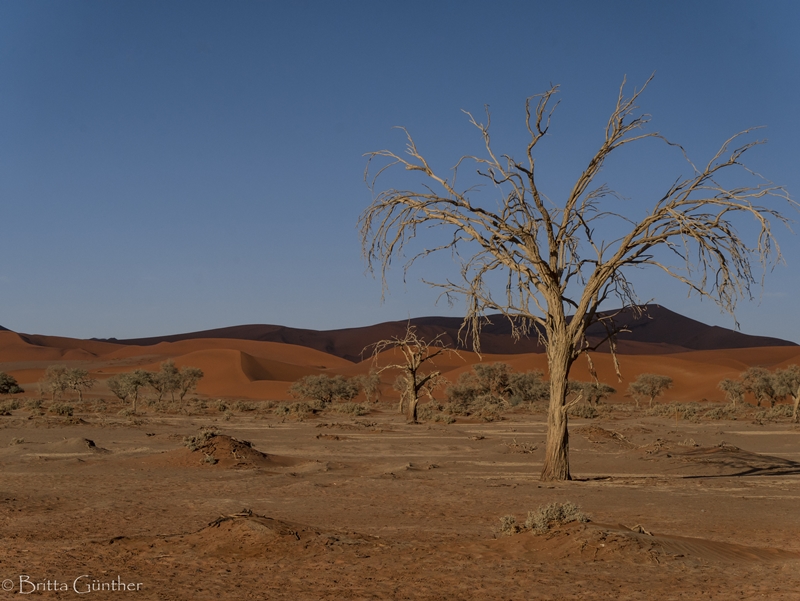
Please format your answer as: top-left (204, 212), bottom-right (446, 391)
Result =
top-left (330, 402), bottom-right (370, 416)
top-left (183, 427), bottom-right (220, 451)
top-left (499, 501), bottom-right (590, 537)
top-left (524, 501), bottom-right (590, 533)
top-left (48, 402), bottom-right (73, 416)
top-left (645, 402), bottom-right (701, 421)
top-left (232, 401), bottom-right (257, 412)
top-left (503, 438), bottom-right (538, 454)
top-left (568, 403), bottom-right (598, 419)
top-left (499, 515), bottom-right (521, 536)
top-left (0, 399), bottom-right (20, 415)
top-left (754, 404), bottom-right (794, 424)
top-left (444, 394), bottom-right (504, 421)
top-left (703, 403), bottom-right (740, 420)
top-left (274, 402), bottom-right (315, 419)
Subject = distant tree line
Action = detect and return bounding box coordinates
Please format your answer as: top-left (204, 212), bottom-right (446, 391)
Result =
top-left (719, 365), bottom-right (800, 422)
top-left (107, 360), bottom-right (204, 413)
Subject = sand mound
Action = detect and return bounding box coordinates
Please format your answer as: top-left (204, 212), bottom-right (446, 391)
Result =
top-left (1, 437), bottom-right (111, 459)
top-left (141, 433), bottom-right (303, 469)
top-left (489, 522), bottom-right (800, 565)
top-left (108, 510), bottom-right (376, 560)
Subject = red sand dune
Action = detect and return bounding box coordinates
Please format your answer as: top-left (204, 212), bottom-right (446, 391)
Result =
top-left (1, 307), bottom-right (798, 402)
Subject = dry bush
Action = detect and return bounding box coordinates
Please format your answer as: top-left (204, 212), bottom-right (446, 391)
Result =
top-left (25, 398), bottom-right (42, 410)
top-left (183, 428), bottom-right (220, 451)
top-left (444, 393), bottom-right (504, 421)
top-left (0, 399), bottom-right (20, 415)
top-left (567, 403), bottom-right (598, 419)
top-left (329, 402), bottom-right (370, 416)
top-left (503, 438), bottom-right (538, 454)
top-left (274, 401), bottom-right (315, 420)
top-left (499, 515), bottom-right (521, 536)
top-left (645, 402), bottom-right (701, 421)
top-left (754, 404), bottom-right (794, 424)
top-left (524, 502), bottom-right (590, 533)
top-left (703, 403), bottom-right (741, 420)
top-left (48, 402), bottom-right (73, 416)
top-left (289, 374), bottom-right (359, 405)
top-left (232, 401), bottom-right (257, 412)
top-left (499, 501), bottom-right (590, 536)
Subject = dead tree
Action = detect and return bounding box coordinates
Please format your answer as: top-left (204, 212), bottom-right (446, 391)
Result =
top-left (360, 76), bottom-right (794, 481)
top-left (366, 325), bottom-right (454, 423)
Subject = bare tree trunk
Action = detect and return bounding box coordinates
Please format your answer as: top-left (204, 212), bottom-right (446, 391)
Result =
top-left (792, 391), bottom-right (799, 423)
top-left (407, 396), bottom-right (419, 423)
top-left (540, 340), bottom-right (573, 481)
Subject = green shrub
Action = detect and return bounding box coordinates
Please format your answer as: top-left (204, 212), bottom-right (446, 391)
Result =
top-left (0, 372), bottom-right (24, 395)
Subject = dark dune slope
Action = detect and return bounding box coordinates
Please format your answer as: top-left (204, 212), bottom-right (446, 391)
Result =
top-left (105, 305), bottom-right (795, 363)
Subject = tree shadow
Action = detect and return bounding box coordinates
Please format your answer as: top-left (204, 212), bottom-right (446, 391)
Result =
top-left (678, 445), bottom-right (800, 479)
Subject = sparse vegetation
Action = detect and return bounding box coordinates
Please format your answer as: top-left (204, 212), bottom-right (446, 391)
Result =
top-left (329, 402), bottom-right (370, 416)
top-left (355, 369), bottom-right (382, 403)
top-left (741, 367), bottom-right (781, 408)
top-left (289, 374), bottom-right (359, 406)
top-left (0, 399), bottom-right (20, 415)
top-left (628, 374), bottom-right (673, 408)
top-left (274, 401), bottom-right (315, 420)
top-left (774, 365), bottom-right (800, 422)
top-left (0, 372), bottom-right (24, 395)
top-left (48, 402), bottom-right (74, 416)
top-left (183, 428), bottom-right (220, 451)
top-left (500, 502), bottom-right (590, 536)
top-left (108, 370), bottom-right (151, 413)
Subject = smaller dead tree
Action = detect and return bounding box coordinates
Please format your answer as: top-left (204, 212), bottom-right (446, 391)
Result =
top-left (367, 325), bottom-right (456, 423)
top-left (628, 373), bottom-right (672, 408)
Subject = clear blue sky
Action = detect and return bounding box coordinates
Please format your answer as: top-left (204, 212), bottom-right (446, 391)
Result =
top-left (1, 0), bottom-right (798, 342)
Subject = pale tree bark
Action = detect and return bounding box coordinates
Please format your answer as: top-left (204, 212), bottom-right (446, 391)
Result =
top-left (360, 76), bottom-right (795, 480)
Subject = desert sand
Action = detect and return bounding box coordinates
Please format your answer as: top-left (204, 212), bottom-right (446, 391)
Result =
top-left (1, 323), bottom-right (800, 599)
